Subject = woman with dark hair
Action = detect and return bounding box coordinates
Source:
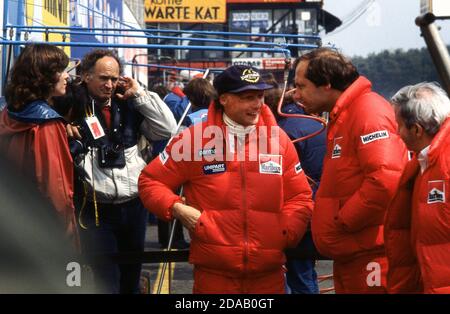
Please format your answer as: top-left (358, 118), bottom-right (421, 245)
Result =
top-left (0, 44), bottom-right (79, 248)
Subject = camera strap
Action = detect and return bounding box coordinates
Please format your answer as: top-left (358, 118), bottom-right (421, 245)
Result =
top-left (77, 147), bottom-right (101, 229)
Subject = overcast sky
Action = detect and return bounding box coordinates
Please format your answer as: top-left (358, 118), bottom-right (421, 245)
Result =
top-left (322, 0), bottom-right (450, 57)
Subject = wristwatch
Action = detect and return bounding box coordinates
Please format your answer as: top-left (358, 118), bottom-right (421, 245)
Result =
top-left (132, 87), bottom-right (144, 99)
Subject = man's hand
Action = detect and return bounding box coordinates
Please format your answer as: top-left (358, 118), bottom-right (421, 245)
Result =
top-left (116, 76), bottom-right (143, 100)
top-left (66, 123), bottom-right (82, 140)
top-left (171, 202), bottom-right (201, 232)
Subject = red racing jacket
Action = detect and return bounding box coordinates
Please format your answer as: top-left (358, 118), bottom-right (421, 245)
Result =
top-left (386, 117), bottom-right (450, 294)
top-left (311, 76), bottom-right (408, 261)
top-left (0, 101), bottom-right (79, 249)
top-left (139, 103), bottom-right (313, 277)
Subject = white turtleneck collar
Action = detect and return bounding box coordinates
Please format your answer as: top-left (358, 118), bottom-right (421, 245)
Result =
top-left (223, 113), bottom-right (256, 137)
top-left (223, 113), bottom-right (257, 154)
top-left (417, 145), bottom-right (430, 174)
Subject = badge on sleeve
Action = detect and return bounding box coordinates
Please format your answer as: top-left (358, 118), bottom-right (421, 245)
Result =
top-left (159, 150), bottom-right (169, 165)
top-left (85, 115), bottom-right (105, 139)
top-left (294, 162), bottom-right (303, 174)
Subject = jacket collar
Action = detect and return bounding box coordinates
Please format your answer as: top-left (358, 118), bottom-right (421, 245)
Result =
top-left (427, 116), bottom-right (450, 166)
top-left (400, 117), bottom-right (450, 183)
top-left (8, 100), bottom-right (63, 124)
top-left (399, 157), bottom-right (420, 187)
top-left (329, 76), bottom-right (372, 121)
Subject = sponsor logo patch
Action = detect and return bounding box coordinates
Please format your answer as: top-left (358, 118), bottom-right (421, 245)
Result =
top-left (198, 148), bottom-right (216, 157)
top-left (203, 163), bottom-right (226, 175)
top-left (427, 180), bottom-right (445, 204)
top-left (159, 150), bottom-right (169, 165)
top-left (295, 162), bottom-right (303, 174)
top-left (259, 154), bottom-right (282, 175)
top-left (240, 68), bottom-right (260, 83)
top-left (360, 130), bottom-right (389, 145)
top-left (332, 137), bottom-right (343, 159)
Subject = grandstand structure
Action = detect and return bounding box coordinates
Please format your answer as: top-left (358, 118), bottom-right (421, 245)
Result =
top-left (0, 1), bottom-right (342, 92)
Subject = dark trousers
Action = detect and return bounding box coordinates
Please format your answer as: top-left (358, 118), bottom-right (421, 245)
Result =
top-left (286, 231), bottom-right (319, 294)
top-left (79, 197), bottom-right (148, 294)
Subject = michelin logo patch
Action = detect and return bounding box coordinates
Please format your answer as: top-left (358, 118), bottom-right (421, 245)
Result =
top-left (427, 180), bottom-right (445, 204)
top-left (295, 162), bottom-right (303, 174)
top-left (259, 154), bottom-right (282, 175)
top-left (203, 163), bottom-right (226, 175)
top-left (159, 150), bottom-right (169, 165)
top-left (361, 130), bottom-right (389, 145)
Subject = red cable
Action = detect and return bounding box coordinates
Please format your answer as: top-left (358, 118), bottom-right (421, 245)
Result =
top-left (276, 83), bottom-right (327, 144)
top-left (275, 82), bottom-right (327, 187)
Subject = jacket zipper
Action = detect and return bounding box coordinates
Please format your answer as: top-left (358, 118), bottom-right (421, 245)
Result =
top-left (240, 161), bottom-right (249, 292)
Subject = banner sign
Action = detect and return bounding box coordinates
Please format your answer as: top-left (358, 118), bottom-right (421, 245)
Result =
top-left (232, 58), bottom-right (288, 70)
top-left (145, 0), bottom-right (226, 23)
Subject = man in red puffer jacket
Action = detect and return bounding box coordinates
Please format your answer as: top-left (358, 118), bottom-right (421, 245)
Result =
top-left (293, 48), bottom-right (408, 293)
top-left (386, 82), bottom-right (450, 294)
top-left (139, 65), bottom-right (313, 294)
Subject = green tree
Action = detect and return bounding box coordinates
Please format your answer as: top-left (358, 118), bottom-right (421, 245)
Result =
top-left (351, 47), bottom-right (446, 98)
